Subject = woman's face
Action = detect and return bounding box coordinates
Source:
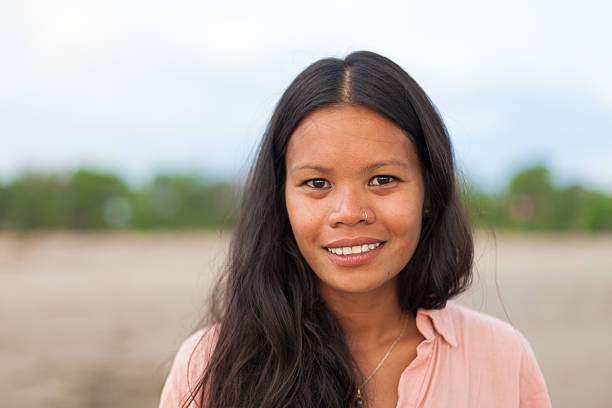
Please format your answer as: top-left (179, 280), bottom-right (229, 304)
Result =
top-left (285, 105), bottom-right (425, 296)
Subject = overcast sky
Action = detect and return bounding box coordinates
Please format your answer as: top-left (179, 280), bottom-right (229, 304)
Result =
top-left (1, 0), bottom-right (611, 191)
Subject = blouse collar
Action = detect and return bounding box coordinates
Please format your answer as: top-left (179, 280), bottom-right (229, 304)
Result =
top-left (415, 301), bottom-right (458, 348)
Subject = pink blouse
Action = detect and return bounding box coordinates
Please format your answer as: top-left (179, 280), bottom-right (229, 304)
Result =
top-left (159, 301), bottom-right (551, 407)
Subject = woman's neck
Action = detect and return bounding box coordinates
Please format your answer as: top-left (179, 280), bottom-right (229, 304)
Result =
top-left (317, 277), bottom-right (418, 349)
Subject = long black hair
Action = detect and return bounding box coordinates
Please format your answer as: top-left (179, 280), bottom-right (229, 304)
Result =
top-left (182, 50), bottom-right (473, 408)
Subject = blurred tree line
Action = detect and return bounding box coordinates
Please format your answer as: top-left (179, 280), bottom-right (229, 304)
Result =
top-left (0, 165), bottom-right (610, 231)
top-left (464, 165), bottom-right (612, 231)
top-left (0, 169), bottom-right (238, 230)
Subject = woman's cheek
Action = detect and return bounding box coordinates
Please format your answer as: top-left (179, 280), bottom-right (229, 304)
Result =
top-left (287, 196), bottom-right (315, 241)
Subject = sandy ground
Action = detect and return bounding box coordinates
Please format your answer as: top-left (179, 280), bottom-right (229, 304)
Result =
top-left (0, 230), bottom-right (610, 407)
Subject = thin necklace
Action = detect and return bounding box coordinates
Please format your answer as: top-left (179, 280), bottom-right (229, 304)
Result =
top-left (354, 313), bottom-right (410, 407)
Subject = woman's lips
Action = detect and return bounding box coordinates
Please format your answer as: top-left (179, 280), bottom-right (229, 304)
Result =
top-left (324, 242), bottom-right (385, 267)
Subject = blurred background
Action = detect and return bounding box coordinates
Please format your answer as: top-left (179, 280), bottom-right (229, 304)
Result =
top-left (1, 1), bottom-right (611, 407)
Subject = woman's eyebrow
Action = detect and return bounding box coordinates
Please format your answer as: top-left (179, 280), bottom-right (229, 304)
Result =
top-left (364, 160), bottom-right (411, 173)
top-left (290, 164), bottom-right (334, 174)
top-left (290, 160), bottom-right (411, 175)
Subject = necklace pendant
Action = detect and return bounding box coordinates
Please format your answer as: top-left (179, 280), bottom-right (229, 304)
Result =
top-left (354, 388), bottom-right (364, 406)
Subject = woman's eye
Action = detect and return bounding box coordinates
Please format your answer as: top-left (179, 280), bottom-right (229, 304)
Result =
top-left (369, 175), bottom-right (396, 186)
top-left (305, 178), bottom-right (330, 189)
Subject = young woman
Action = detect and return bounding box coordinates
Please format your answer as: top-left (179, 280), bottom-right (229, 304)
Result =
top-left (159, 51), bottom-right (551, 408)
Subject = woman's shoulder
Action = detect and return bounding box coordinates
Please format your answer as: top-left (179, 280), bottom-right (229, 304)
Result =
top-left (436, 302), bottom-right (551, 406)
top-left (442, 301), bottom-right (530, 353)
top-left (435, 301), bottom-right (547, 384)
top-left (177, 325), bottom-right (219, 366)
top-left (159, 325), bottom-right (219, 408)
top-left (418, 300), bottom-right (541, 372)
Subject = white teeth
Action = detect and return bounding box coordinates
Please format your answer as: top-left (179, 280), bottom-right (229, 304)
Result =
top-left (327, 242), bottom-right (382, 256)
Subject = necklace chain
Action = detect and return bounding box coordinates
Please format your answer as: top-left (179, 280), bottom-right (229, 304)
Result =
top-left (356, 313), bottom-right (410, 398)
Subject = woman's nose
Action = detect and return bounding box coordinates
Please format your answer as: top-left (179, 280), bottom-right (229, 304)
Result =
top-left (327, 187), bottom-right (368, 227)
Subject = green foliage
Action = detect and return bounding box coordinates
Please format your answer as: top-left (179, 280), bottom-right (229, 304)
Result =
top-left (0, 165), bottom-right (609, 231)
top-left (575, 191), bottom-right (612, 230)
top-left (0, 168), bottom-right (239, 230)
top-left (508, 166), bottom-right (553, 195)
top-left (464, 165), bottom-right (612, 232)
top-left (65, 169), bottom-right (130, 229)
top-left (460, 182), bottom-right (508, 228)
top-left (131, 174), bottom-right (238, 229)
top-left (0, 173), bottom-right (69, 229)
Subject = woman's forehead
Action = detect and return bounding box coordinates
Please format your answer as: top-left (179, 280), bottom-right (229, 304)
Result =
top-left (286, 105), bottom-right (418, 170)
top-left (291, 105), bottom-right (404, 139)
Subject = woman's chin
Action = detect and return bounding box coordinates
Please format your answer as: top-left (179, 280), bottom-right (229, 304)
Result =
top-left (317, 275), bottom-right (394, 297)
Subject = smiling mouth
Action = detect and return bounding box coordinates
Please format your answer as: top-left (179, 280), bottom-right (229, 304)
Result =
top-left (325, 242), bottom-right (384, 256)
